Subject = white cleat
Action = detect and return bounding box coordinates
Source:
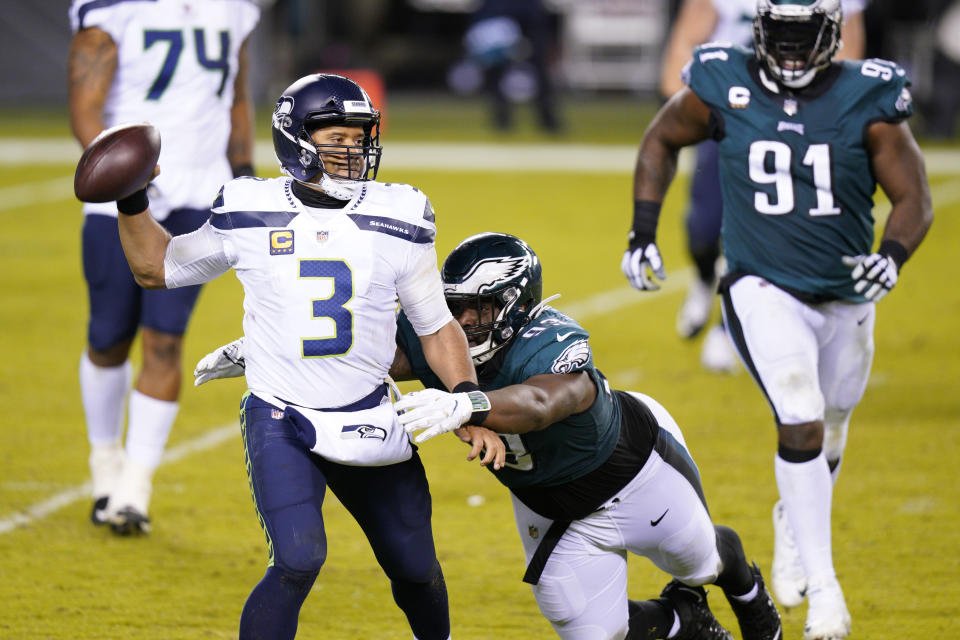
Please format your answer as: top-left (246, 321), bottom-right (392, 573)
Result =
top-left (677, 277), bottom-right (716, 339)
top-left (803, 578), bottom-right (851, 640)
top-left (771, 500), bottom-right (807, 608)
top-left (89, 443), bottom-right (124, 526)
top-left (106, 457), bottom-right (153, 535)
top-left (701, 324), bottom-right (739, 374)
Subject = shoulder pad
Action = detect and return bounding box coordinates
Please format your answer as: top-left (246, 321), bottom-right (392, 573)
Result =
top-left (505, 308), bottom-right (593, 376)
top-left (209, 177), bottom-right (299, 230)
top-left (70, 0), bottom-right (134, 33)
top-left (344, 182), bottom-right (436, 244)
top-left (845, 59), bottom-right (913, 121)
top-left (686, 45), bottom-right (753, 104)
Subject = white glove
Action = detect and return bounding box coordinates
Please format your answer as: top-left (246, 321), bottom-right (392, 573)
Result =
top-left (395, 388), bottom-right (490, 444)
top-left (842, 253), bottom-right (898, 302)
top-left (621, 239), bottom-right (667, 291)
top-left (193, 337), bottom-right (246, 386)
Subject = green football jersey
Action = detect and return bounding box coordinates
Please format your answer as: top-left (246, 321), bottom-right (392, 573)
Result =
top-left (686, 45), bottom-right (913, 300)
top-left (396, 308), bottom-right (621, 489)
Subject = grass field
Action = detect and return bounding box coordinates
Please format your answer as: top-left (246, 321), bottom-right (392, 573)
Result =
top-left (1, 97), bottom-right (958, 639)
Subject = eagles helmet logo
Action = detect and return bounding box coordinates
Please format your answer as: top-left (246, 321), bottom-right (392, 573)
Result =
top-left (444, 256), bottom-right (530, 295)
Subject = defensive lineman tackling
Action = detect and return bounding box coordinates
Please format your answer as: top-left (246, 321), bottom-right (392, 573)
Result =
top-left (111, 73), bottom-right (503, 639)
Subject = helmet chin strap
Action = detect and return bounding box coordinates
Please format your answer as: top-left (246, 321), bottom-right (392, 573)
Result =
top-left (318, 173), bottom-right (362, 200)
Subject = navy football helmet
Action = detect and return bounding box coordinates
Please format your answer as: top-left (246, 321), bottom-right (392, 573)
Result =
top-left (442, 233), bottom-right (543, 365)
top-left (271, 73), bottom-right (382, 184)
top-left (754, 0), bottom-right (842, 89)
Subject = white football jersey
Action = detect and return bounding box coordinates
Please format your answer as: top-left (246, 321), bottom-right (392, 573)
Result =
top-left (709, 0), bottom-right (867, 47)
top-left (69, 0), bottom-right (260, 220)
top-left (169, 177), bottom-right (452, 408)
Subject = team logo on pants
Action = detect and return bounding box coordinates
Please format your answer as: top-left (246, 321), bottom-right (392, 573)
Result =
top-left (341, 424), bottom-right (387, 440)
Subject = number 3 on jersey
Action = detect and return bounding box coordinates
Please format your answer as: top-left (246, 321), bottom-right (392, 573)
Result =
top-left (748, 141), bottom-right (840, 217)
top-left (300, 259), bottom-right (353, 358)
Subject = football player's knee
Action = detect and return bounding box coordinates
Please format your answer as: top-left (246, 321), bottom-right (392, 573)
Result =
top-left (772, 370), bottom-right (824, 425)
top-left (275, 537), bottom-right (327, 576)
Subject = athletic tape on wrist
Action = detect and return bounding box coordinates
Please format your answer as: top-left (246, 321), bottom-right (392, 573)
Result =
top-left (630, 200), bottom-right (662, 245)
top-left (453, 381), bottom-right (490, 425)
top-left (878, 239), bottom-right (909, 269)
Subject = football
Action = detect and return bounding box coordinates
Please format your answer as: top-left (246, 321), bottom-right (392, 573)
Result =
top-left (74, 122), bottom-right (161, 203)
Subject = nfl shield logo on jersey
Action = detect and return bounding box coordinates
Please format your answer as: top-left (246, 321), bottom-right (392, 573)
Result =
top-left (528, 525), bottom-right (539, 539)
top-left (316, 230), bottom-right (329, 243)
top-left (783, 99), bottom-right (798, 116)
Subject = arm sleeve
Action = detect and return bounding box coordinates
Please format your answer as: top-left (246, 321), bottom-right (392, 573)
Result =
top-left (396, 244), bottom-right (453, 336)
top-left (163, 220), bottom-right (235, 288)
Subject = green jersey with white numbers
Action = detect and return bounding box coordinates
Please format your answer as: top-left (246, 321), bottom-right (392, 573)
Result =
top-left (686, 45), bottom-right (913, 300)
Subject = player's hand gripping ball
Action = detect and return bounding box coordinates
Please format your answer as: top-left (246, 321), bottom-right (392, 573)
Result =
top-left (74, 122), bottom-right (161, 203)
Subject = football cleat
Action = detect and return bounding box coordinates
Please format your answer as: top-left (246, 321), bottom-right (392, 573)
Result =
top-left (90, 496), bottom-right (110, 526)
top-left (89, 443), bottom-right (124, 526)
top-left (772, 500), bottom-right (807, 607)
top-left (660, 580), bottom-right (734, 640)
top-left (803, 577), bottom-right (851, 640)
top-left (701, 324), bottom-right (740, 374)
top-left (105, 458), bottom-right (153, 536)
top-left (676, 277), bottom-right (715, 339)
top-left (109, 506), bottom-right (152, 536)
top-left (726, 563), bottom-right (783, 640)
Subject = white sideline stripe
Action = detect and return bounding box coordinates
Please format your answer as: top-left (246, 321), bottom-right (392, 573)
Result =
top-left (0, 423), bottom-right (237, 535)
top-left (2, 138), bottom-right (959, 173)
top-left (2, 175), bottom-right (959, 534)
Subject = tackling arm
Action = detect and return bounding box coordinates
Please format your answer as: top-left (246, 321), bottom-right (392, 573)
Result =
top-left (227, 37), bottom-right (255, 176)
top-left (68, 27), bottom-right (116, 148)
top-left (480, 371), bottom-right (597, 435)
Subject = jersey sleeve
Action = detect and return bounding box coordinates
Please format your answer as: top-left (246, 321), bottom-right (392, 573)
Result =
top-left (69, 0), bottom-right (133, 37)
top-left (504, 311), bottom-right (594, 381)
top-left (855, 59), bottom-right (914, 123)
top-left (164, 220), bottom-right (234, 288)
top-left (686, 44), bottom-right (750, 110)
top-left (396, 245), bottom-right (452, 336)
top-left (234, 0), bottom-right (261, 41)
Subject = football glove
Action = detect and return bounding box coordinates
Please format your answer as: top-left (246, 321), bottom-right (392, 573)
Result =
top-left (193, 337), bottom-right (246, 386)
top-left (395, 388), bottom-right (491, 444)
top-left (621, 239), bottom-right (667, 291)
top-left (842, 253), bottom-right (899, 302)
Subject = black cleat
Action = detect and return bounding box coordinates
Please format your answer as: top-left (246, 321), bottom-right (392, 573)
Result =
top-left (90, 496), bottom-right (109, 526)
top-left (726, 563), bottom-right (783, 640)
top-left (109, 506), bottom-right (151, 536)
top-left (661, 580), bottom-right (734, 640)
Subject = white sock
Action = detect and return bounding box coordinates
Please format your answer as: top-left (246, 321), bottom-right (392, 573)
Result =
top-left (775, 453), bottom-right (836, 585)
top-left (126, 390), bottom-right (178, 471)
top-left (79, 352), bottom-right (132, 446)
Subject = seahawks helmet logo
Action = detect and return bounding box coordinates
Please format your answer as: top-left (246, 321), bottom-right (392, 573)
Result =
top-left (445, 256), bottom-right (529, 294)
top-left (273, 96), bottom-right (295, 130)
top-left (551, 339), bottom-right (591, 374)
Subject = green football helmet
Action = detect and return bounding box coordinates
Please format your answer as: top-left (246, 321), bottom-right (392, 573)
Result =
top-left (442, 232), bottom-right (542, 365)
top-left (754, 0), bottom-right (843, 89)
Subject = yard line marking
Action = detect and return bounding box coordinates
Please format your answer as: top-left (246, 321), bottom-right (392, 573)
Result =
top-left (0, 175), bottom-right (76, 211)
top-left (0, 423), bottom-right (237, 535)
top-left (2, 139), bottom-right (959, 174)
top-left (2, 177), bottom-right (959, 535)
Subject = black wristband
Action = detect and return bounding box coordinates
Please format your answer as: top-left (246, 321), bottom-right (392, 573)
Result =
top-left (630, 200), bottom-right (662, 246)
top-left (452, 381), bottom-right (490, 425)
top-left (878, 239), bottom-right (909, 269)
top-left (232, 163), bottom-right (255, 178)
top-left (117, 188), bottom-right (149, 215)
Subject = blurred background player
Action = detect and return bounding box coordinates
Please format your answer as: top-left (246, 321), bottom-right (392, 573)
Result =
top-left (68, 0), bottom-right (260, 534)
top-left (656, 0), bottom-right (867, 373)
top-left (112, 72), bottom-right (502, 640)
top-left (394, 233), bottom-right (781, 640)
top-left (622, 0), bottom-right (932, 637)
top-left (464, 0), bottom-right (562, 133)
